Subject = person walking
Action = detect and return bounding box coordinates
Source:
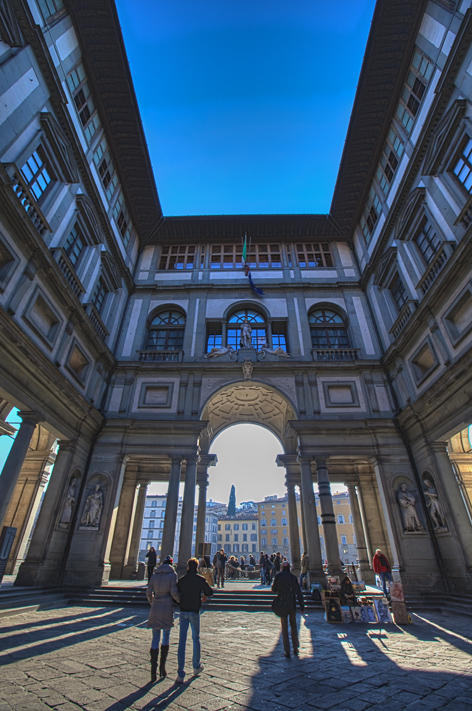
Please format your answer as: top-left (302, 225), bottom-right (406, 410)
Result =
top-left (272, 560), bottom-right (305, 657)
top-left (145, 546), bottom-right (157, 582)
top-left (146, 555), bottom-right (180, 682)
top-left (215, 549), bottom-right (227, 588)
top-left (299, 552), bottom-right (309, 589)
top-left (372, 549), bottom-right (393, 597)
top-left (176, 557), bottom-right (214, 683)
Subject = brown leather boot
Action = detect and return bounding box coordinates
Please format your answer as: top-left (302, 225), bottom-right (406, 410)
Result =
top-left (150, 648), bottom-right (158, 682)
top-left (159, 644), bottom-right (169, 678)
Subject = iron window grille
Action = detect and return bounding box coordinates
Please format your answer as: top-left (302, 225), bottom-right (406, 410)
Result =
top-left (309, 309), bottom-right (350, 349)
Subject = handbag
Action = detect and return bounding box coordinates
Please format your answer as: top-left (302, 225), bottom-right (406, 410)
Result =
top-left (271, 582), bottom-right (294, 618)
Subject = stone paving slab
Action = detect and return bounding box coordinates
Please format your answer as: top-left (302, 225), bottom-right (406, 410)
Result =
top-left (0, 605), bottom-right (471, 710)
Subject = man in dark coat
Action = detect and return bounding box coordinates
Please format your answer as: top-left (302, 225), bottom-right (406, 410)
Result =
top-left (176, 557), bottom-right (213, 683)
top-left (145, 546), bottom-right (157, 582)
top-left (272, 560), bottom-right (305, 657)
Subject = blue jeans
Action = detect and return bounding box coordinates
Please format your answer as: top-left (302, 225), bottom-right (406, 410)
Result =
top-left (379, 571), bottom-right (393, 596)
top-left (151, 628), bottom-right (170, 650)
top-left (177, 611), bottom-right (200, 678)
top-left (299, 572), bottom-right (307, 588)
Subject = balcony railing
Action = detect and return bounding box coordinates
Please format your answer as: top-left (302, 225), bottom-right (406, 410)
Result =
top-left (138, 350), bottom-right (184, 363)
top-left (5, 163), bottom-right (50, 237)
top-left (312, 348), bottom-right (359, 361)
top-left (416, 242), bottom-right (454, 297)
top-left (390, 300), bottom-right (417, 340)
top-left (84, 302), bottom-right (108, 341)
top-left (52, 248), bottom-right (85, 300)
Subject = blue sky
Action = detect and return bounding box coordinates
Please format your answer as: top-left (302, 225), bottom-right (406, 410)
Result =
top-left (115, 0), bottom-right (376, 215)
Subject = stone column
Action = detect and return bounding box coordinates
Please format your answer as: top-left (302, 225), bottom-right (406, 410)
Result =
top-left (195, 454), bottom-right (217, 557)
top-left (298, 483), bottom-right (308, 553)
top-left (123, 481), bottom-right (148, 578)
top-left (178, 455), bottom-right (198, 574)
top-left (16, 437), bottom-right (90, 587)
top-left (0, 411), bottom-right (42, 530)
top-left (431, 442), bottom-right (472, 569)
top-left (160, 457), bottom-right (182, 563)
top-left (286, 478), bottom-right (301, 575)
top-left (347, 483), bottom-right (374, 583)
top-left (316, 459), bottom-right (342, 577)
top-left (298, 456), bottom-right (324, 583)
top-left (109, 464), bottom-right (140, 579)
top-left (195, 475), bottom-right (209, 558)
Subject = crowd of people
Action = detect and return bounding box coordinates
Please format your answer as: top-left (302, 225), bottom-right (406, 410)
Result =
top-left (145, 545), bottom-right (395, 682)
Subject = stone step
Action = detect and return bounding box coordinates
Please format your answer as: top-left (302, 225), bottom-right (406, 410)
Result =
top-left (0, 589), bottom-right (68, 619)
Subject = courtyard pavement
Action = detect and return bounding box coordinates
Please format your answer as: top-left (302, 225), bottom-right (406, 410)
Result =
top-left (0, 602), bottom-right (471, 711)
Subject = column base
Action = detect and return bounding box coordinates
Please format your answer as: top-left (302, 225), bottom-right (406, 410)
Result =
top-left (15, 558), bottom-right (61, 588)
top-left (122, 563), bottom-right (138, 579)
top-left (62, 561), bottom-right (111, 588)
top-left (358, 568), bottom-right (376, 584)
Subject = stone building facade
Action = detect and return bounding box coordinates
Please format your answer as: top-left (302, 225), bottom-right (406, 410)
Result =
top-left (0, 0), bottom-right (472, 593)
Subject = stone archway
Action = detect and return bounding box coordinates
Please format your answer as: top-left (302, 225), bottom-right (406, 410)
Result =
top-left (201, 382), bottom-right (297, 445)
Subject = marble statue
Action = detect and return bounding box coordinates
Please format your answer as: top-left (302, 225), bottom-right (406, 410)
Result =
top-left (204, 345), bottom-right (236, 359)
top-left (397, 483), bottom-right (424, 532)
top-left (258, 344), bottom-right (290, 359)
top-left (240, 318), bottom-right (252, 348)
top-left (423, 479), bottom-right (447, 530)
top-left (59, 478), bottom-right (76, 526)
top-left (80, 484), bottom-right (103, 528)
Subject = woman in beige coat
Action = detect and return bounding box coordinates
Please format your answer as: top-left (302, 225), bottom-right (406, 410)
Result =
top-left (146, 555), bottom-right (180, 681)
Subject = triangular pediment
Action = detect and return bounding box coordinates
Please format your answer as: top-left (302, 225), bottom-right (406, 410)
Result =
top-left (394, 187), bottom-right (426, 241)
top-left (423, 99), bottom-right (466, 175)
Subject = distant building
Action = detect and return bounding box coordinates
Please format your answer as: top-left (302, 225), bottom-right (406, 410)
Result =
top-left (139, 494), bottom-right (218, 563)
top-left (217, 513), bottom-right (259, 557)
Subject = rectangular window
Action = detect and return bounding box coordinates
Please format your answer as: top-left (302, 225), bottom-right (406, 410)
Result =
top-left (271, 323), bottom-right (288, 351)
top-left (391, 273), bottom-right (408, 312)
top-left (67, 64), bottom-right (101, 143)
top-left (64, 226), bottom-right (85, 267)
top-left (341, 535), bottom-right (347, 545)
top-left (159, 245), bottom-right (196, 270)
top-left (38, 0), bottom-right (64, 19)
top-left (206, 324), bottom-right (223, 353)
top-left (113, 191), bottom-right (133, 248)
top-left (242, 544), bottom-right (248, 553)
top-left (414, 219), bottom-right (441, 265)
top-left (94, 137), bottom-right (118, 201)
top-left (360, 186), bottom-right (382, 243)
top-left (92, 278), bottom-right (107, 313)
top-left (377, 127), bottom-right (404, 195)
top-left (234, 534), bottom-right (238, 542)
top-left (20, 149), bottom-right (51, 202)
top-left (396, 50), bottom-right (433, 134)
top-left (337, 515), bottom-right (345, 524)
top-left (225, 534), bottom-right (230, 542)
top-left (296, 243), bottom-right (333, 268)
top-left (210, 244), bottom-right (243, 269)
top-left (453, 136), bottom-right (472, 193)
top-left (242, 523), bottom-right (248, 531)
top-left (246, 243), bottom-right (282, 268)
top-left (243, 534), bottom-right (247, 541)
top-left (250, 534), bottom-right (257, 542)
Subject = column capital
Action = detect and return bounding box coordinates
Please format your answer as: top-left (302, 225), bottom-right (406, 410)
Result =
top-left (315, 458), bottom-right (328, 470)
top-left (199, 454), bottom-right (217, 468)
top-left (277, 454), bottom-right (299, 468)
top-left (18, 410), bottom-right (43, 427)
top-left (430, 441), bottom-right (449, 454)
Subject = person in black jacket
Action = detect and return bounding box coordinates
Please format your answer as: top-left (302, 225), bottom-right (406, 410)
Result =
top-left (145, 547), bottom-right (157, 582)
top-left (272, 560), bottom-right (305, 657)
top-left (176, 557), bottom-right (213, 683)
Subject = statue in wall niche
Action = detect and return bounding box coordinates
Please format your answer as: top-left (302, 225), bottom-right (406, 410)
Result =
top-left (80, 484), bottom-right (104, 529)
top-left (58, 478), bottom-right (77, 527)
top-left (397, 483), bottom-right (425, 533)
top-left (423, 479), bottom-right (447, 530)
top-left (240, 318), bottom-right (253, 348)
top-left (204, 345), bottom-right (236, 359)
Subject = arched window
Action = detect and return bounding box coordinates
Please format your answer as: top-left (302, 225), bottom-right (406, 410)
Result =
top-left (228, 309), bottom-right (266, 350)
top-left (145, 309), bottom-right (185, 360)
top-left (309, 308), bottom-right (349, 349)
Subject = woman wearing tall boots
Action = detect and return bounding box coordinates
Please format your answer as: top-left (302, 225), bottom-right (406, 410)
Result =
top-left (146, 555), bottom-right (180, 682)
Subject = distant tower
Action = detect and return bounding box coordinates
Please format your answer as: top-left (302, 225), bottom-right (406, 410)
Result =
top-left (227, 485), bottom-right (236, 516)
